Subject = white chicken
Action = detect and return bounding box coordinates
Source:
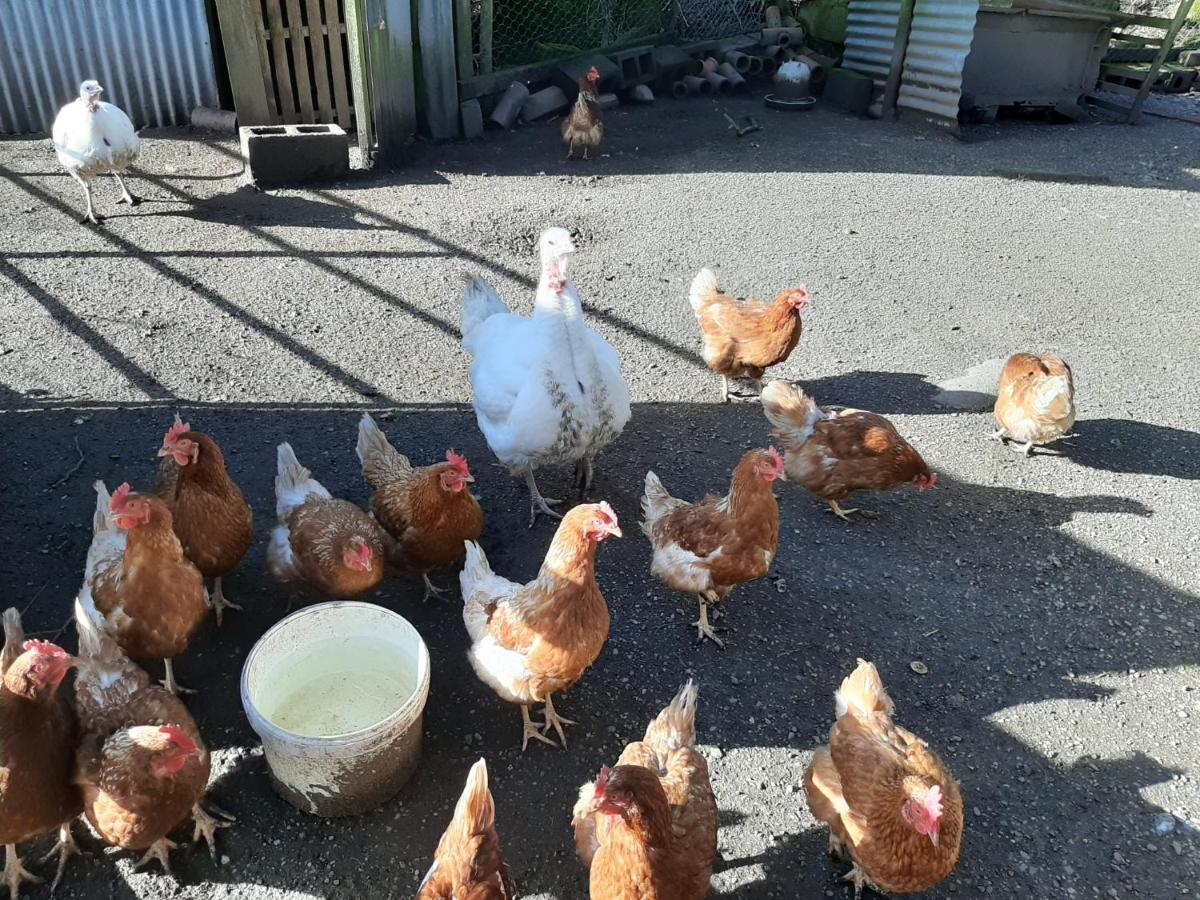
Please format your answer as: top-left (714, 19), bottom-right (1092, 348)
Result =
top-left (461, 228), bottom-right (630, 526)
top-left (52, 80), bottom-right (140, 225)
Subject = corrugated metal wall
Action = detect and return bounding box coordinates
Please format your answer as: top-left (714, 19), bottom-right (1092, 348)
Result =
top-left (844, 0), bottom-right (905, 85)
top-left (897, 0), bottom-right (980, 121)
top-left (0, 0), bottom-right (219, 135)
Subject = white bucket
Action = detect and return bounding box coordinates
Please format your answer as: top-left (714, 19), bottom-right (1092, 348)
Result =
top-left (240, 601), bottom-right (431, 817)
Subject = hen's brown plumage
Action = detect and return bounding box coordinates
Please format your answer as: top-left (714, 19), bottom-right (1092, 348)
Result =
top-left (417, 759), bottom-right (514, 900)
top-left (356, 413), bottom-right (482, 585)
top-left (73, 599), bottom-right (223, 870)
top-left (688, 268), bottom-right (809, 399)
top-left (804, 660), bottom-right (962, 896)
top-left (572, 682), bottom-right (717, 900)
top-left (84, 481), bottom-right (209, 666)
top-left (0, 610), bottom-right (80, 897)
top-left (154, 419), bottom-right (253, 585)
top-left (640, 449), bottom-right (782, 645)
top-left (562, 68), bottom-right (603, 159)
top-left (993, 352), bottom-right (1076, 454)
top-left (267, 442), bottom-right (387, 600)
top-left (762, 380), bottom-right (935, 519)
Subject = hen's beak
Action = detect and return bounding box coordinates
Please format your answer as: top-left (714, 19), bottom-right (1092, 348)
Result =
top-left (928, 830), bottom-right (940, 848)
top-left (463, 473), bottom-right (475, 483)
top-left (607, 523), bottom-right (623, 538)
top-left (156, 446), bottom-right (172, 458)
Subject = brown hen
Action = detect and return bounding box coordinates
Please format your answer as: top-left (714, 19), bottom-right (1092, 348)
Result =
top-left (762, 380), bottom-right (936, 521)
top-left (992, 352), bottom-right (1076, 455)
top-left (688, 268), bottom-right (811, 401)
top-left (572, 682), bottom-right (717, 900)
top-left (461, 502), bottom-right (620, 750)
top-left (155, 416), bottom-right (253, 624)
top-left (417, 759), bottom-right (514, 900)
top-left (356, 413), bottom-right (483, 601)
top-left (562, 67), bottom-right (603, 159)
top-left (73, 597), bottom-right (231, 873)
top-left (82, 480), bottom-right (209, 694)
top-left (804, 659), bottom-right (962, 897)
top-left (0, 609), bottom-right (81, 899)
top-left (267, 442), bottom-right (387, 600)
top-left (640, 448), bottom-right (783, 646)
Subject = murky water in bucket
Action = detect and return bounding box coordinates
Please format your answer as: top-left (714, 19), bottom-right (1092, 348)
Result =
top-left (260, 634), bottom-right (417, 738)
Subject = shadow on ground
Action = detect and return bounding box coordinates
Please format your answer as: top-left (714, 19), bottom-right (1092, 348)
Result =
top-left (2, 402), bottom-right (1195, 898)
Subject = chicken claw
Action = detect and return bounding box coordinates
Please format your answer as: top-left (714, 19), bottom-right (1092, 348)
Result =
top-left (692, 600), bottom-right (725, 648)
top-left (134, 838), bottom-right (177, 874)
top-left (40, 822), bottom-right (81, 891)
top-left (721, 376), bottom-right (732, 404)
top-left (421, 573), bottom-right (450, 603)
top-left (191, 802), bottom-right (234, 860)
top-left (988, 427), bottom-right (1008, 443)
top-left (161, 659), bottom-right (196, 696)
top-left (827, 500), bottom-right (860, 522)
top-left (541, 693), bottom-right (576, 747)
top-left (3, 845), bottom-right (43, 899)
top-left (207, 577), bottom-right (242, 627)
top-left (521, 704), bottom-right (556, 752)
top-left (524, 469), bottom-right (563, 528)
top-left (841, 863), bottom-right (869, 900)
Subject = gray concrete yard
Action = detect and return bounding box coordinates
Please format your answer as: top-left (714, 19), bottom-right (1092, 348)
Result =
top-left (1, 95), bottom-right (1198, 899)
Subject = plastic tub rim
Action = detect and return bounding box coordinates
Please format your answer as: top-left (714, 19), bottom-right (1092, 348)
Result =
top-left (240, 600), bottom-right (431, 751)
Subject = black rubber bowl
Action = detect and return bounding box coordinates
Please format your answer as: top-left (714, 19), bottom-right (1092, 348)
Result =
top-left (764, 94), bottom-right (816, 111)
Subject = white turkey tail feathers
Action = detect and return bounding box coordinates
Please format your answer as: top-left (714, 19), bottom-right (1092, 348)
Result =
top-left (461, 275), bottom-right (510, 342)
top-left (274, 442), bottom-right (329, 521)
top-left (643, 680), bottom-right (700, 755)
top-left (688, 267), bottom-right (720, 315)
top-left (92, 479), bottom-right (113, 533)
top-left (835, 658), bottom-right (895, 720)
top-left (761, 380), bottom-right (824, 448)
top-left (356, 413), bottom-right (411, 487)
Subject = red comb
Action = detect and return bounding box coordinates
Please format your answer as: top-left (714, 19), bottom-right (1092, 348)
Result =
top-left (22, 639), bottom-right (69, 659)
top-left (159, 725), bottom-right (198, 754)
top-left (110, 482), bottom-right (132, 512)
top-left (597, 500), bottom-right (618, 523)
top-left (767, 446), bottom-right (784, 468)
top-left (446, 449), bottom-right (471, 478)
top-left (586, 66), bottom-right (600, 80)
top-left (594, 766), bottom-right (612, 796)
top-left (162, 421), bottom-right (191, 446)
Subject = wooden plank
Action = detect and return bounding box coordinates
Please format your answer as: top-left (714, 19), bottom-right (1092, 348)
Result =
top-left (881, 0), bottom-right (916, 116)
top-left (363, 0), bottom-right (417, 159)
top-left (265, 0), bottom-right (298, 122)
top-left (454, 0), bottom-right (473, 81)
top-left (304, 0), bottom-right (334, 121)
top-left (284, 0), bottom-right (315, 120)
top-left (480, 0), bottom-right (493, 74)
top-left (213, 0), bottom-right (273, 124)
top-left (324, 0), bottom-right (353, 128)
top-left (1127, 0), bottom-right (1195, 123)
top-left (344, 0), bottom-right (374, 149)
top-left (418, 0), bottom-right (461, 139)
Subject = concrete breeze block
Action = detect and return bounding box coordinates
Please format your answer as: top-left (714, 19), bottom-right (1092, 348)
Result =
top-left (239, 124), bottom-right (348, 187)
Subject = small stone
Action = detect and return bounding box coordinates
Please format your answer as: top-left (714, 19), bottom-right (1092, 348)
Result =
top-left (1153, 813), bottom-right (1176, 835)
top-left (910, 660), bottom-right (929, 675)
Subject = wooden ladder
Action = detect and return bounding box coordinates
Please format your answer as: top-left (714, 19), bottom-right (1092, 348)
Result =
top-left (1093, 0), bottom-right (1196, 122)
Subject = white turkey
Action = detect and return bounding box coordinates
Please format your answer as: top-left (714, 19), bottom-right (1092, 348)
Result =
top-left (461, 228), bottom-right (631, 526)
top-left (52, 79), bottom-right (140, 225)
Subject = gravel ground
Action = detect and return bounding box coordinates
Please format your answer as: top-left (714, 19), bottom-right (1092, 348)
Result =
top-left (1, 96), bottom-right (1198, 900)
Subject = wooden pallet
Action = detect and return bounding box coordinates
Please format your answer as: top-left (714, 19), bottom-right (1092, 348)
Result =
top-left (215, 0), bottom-right (358, 128)
top-left (1090, 0), bottom-right (1197, 122)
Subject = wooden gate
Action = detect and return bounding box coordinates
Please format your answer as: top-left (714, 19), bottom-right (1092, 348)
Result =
top-left (214, 0), bottom-right (364, 128)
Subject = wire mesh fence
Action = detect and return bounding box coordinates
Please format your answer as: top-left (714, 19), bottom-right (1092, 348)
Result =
top-left (463, 0), bottom-right (766, 76)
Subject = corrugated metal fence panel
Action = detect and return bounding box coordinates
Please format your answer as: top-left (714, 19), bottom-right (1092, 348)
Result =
top-left (0, 0), bottom-right (218, 135)
top-left (897, 0), bottom-right (980, 121)
top-left (844, 0), bottom-right (904, 84)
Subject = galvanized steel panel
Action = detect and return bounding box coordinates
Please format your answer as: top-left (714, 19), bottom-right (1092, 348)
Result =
top-left (844, 0), bottom-right (905, 84)
top-left (0, 0), bottom-right (219, 134)
top-left (897, 0), bottom-right (980, 122)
